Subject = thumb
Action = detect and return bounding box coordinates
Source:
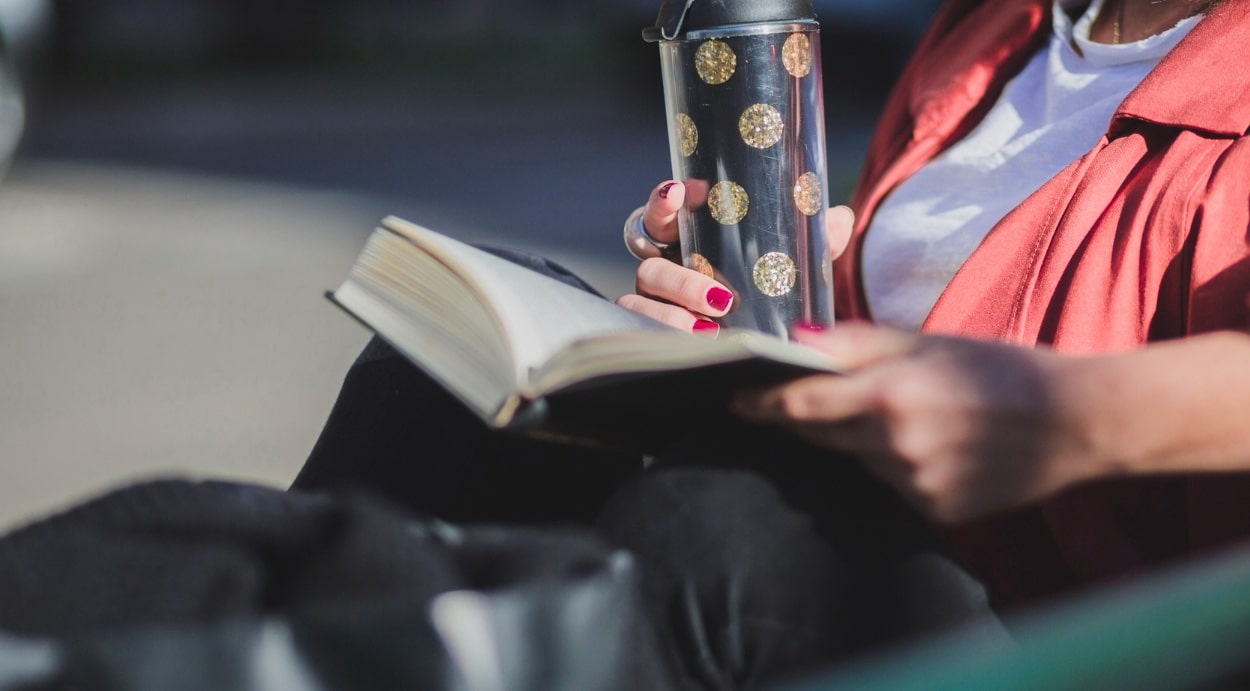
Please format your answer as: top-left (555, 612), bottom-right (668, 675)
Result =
top-left (793, 321), bottom-right (919, 370)
top-left (825, 205), bottom-right (855, 260)
top-left (641, 180), bottom-right (685, 246)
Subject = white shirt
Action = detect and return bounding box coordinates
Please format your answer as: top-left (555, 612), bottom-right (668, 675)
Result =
top-left (860, 0), bottom-right (1201, 331)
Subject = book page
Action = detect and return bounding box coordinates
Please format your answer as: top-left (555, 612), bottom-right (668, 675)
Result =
top-left (332, 230), bottom-right (517, 421)
top-left (332, 283), bottom-right (513, 420)
top-left (382, 218), bottom-right (668, 382)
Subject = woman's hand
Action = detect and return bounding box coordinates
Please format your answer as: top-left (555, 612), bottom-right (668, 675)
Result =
top-left (616, 180), bottom-right (854, 335)
top-left (731, 323), bottom-right (1111, 524)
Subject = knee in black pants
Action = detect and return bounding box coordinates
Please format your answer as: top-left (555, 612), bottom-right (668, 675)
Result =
top-left (596, 468), bottom-right (857, 689)
top-left (596, 466), bottom-right (1001, 690)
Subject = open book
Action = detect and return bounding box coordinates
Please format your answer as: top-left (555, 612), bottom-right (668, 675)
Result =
top-left (329, 216), bottom-right (843, 451)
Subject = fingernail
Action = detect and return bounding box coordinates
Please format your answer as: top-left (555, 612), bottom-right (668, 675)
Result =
top-left (658, 182), bottom-right (678, 200)
top-left (706, 287), bottom-right (734, 311)
top-left (693, 319), bottom-right (720, 335)
top-left (793, 322), bottom-right (828, 334)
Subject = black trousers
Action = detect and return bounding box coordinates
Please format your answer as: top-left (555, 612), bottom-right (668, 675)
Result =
top-left (292, 248), bottom-right (1003, 689)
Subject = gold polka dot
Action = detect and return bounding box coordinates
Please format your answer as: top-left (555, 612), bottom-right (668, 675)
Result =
top-left (695, 40), bottom-right (737, 85)
top-left (793, 172), bottom-right (823, 216)
top-left (754, 252), bottom-right (798, 297)
top-left (739, 104), bottom-right (785, 150)
top-left (688, 253), bottom-right (714, 278)
top-left (676, 113), bottom-right (698, 157)
top-left (708, 181), bottom-right (749, 225)
top-left (782, 33), bottom-right (813, 78)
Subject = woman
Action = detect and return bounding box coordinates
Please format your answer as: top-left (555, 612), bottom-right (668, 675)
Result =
top-left (624, 0), bottom-right (1250, 607)
top-left (296, 0), bottom-right (1250, 686)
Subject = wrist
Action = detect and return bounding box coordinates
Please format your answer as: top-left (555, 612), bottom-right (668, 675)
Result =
top-left (1057, 352), bottom-right (1143, 482)
top-left (1062, 332), bottom-right (1250, 479)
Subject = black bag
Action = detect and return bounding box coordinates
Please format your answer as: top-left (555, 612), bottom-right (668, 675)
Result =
top-left (0, 480), bottom-right (663, 690)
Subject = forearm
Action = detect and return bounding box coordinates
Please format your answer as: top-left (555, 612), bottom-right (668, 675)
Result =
top-left (1069, 331), bottom-right (1250, 478)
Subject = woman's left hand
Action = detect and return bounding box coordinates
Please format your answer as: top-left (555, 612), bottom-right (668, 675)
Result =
top-left (731, 323), bottom-right (1109, 524)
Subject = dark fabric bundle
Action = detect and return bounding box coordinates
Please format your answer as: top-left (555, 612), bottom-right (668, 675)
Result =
top-left (0, 479), bottom-right (613, 637)
top-left (0, 480), bottom-right (662, 690)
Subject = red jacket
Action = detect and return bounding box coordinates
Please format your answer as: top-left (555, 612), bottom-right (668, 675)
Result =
top-left (836, 0), bottom-right (1250, 606)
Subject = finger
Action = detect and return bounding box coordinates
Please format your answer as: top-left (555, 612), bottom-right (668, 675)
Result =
top-left (636, 257), bottom-right (736, 317)
top-left (683, 178), bottom-right (710, 209)
top-left (793, 424), bottom-right (912, 485)
top-left (616, 294), bottom-right (720, 335)
top-left (779, 416), bottom-right (883, 453)
top-left (782, 425), bottom-right (929, 512)
top-left (855, 450), bottom-right (930, 514)
top-left (792, 321), bottom-right (919, 370)
top-left (825, 205), bottom-right (855, 260)
top-left (730, 374), bottom-right (878, 425)
top-left (641, 181), bottom-right (685, 246)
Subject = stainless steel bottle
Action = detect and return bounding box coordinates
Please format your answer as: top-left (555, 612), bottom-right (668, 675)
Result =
top-left (645, 0), bottom-right (834, 337)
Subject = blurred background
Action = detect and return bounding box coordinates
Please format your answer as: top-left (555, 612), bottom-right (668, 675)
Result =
top-left (0, 0), bottom-right (940, 530)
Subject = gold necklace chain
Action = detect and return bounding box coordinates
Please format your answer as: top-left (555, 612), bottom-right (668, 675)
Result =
top-left (1112, 0), bottom-right (1208, 46)
top-left (1113, 0), bottom-right (1125, 44)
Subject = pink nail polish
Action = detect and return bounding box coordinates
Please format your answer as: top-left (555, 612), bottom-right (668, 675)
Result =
top-left (658, 182), bottom-right (678, 200)
top-left (706, 287), bottom-right (734, 311)
top-left (793, 322), bottom-right (828, 335)
top-left (693, 319), bottom-right (720, 335)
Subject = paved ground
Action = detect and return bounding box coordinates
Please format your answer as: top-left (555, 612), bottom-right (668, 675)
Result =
top-left (0, 71), bottom-right (875, 531)
top-left (0, 164), bottom-right (361, 529)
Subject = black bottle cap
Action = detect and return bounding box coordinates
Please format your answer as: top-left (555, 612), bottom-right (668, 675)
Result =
top-left (643, 0), bottom-right (817, 42)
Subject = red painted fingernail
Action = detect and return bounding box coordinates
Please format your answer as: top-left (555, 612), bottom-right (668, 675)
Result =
top-left (706, 287), bottom-right (734, 311)
top-left (693, 319), bottom-right (720, 335)
top-left (793, 322), bottom-right (828, 334)
top-left (658, 182), bottom-right (678, 200)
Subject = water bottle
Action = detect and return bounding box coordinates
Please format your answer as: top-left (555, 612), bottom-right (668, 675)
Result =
top-left (644, 0), bottom-right (834, 338)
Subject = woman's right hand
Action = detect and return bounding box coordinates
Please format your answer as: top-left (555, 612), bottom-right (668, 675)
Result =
top-left (615, 180), bottom-right (855, 335)
top-left (616, 181), bottom-right (730, 334)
